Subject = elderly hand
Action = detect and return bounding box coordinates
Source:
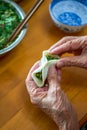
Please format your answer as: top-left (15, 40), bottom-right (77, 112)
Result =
top-left (25, 61), bottom-right (79, 130)
top-left (49, 36), bottom-right (87, 69)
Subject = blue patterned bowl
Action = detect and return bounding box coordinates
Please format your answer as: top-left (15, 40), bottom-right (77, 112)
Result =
top-left (49, 0), bottom-right (87, 33)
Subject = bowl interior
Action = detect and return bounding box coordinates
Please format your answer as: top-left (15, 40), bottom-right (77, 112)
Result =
top-left (49, 0), bottom-right (87, 26)
top-left (0, 0), bottom-right (27, 55)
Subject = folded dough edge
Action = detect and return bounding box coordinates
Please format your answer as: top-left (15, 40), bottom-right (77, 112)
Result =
top-left (32, 50), bottom-right (59, 87)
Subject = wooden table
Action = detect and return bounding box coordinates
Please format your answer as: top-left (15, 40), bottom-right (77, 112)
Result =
top-left (0, 0), bottom-right (87, 130)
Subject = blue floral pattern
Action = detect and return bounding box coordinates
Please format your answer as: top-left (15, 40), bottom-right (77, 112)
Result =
top-left (58, 12), bottom-right (82, 26)
top-left (49, 0), bottom-right (87, 33)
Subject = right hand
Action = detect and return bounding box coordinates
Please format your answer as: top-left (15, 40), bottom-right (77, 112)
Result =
top-left (26, 62), bottom-right (79, 130)
top-left (49, 36), bottom-right (87, 69)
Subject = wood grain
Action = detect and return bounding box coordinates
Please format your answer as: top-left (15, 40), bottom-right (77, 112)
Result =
top-left (0, 0), bottom-right (87, 130)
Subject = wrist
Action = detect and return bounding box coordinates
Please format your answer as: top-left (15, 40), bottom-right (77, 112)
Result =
top-left (41, 106), bottom-right (79, 130)
top-left (53, 111), bottom-right (79, 130)
top-left (58, 119), bottom-right (79, 130)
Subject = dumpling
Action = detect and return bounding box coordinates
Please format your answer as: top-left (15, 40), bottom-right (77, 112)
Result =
top-left (32, 50), bottom-right (60, 87)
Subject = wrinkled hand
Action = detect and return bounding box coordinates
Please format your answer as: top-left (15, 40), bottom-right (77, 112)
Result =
top-left (25, 61), bottom-right (79, 130)
top-left (49, 36), bottom-right (87, 69)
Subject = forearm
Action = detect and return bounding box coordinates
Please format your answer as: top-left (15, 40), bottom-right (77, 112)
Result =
top-left (52, 110), bottom-right (80, 130)
top-left (57, 118), bottom-right (79, 130)
top-left (41, 107), bottom-right (79, 130)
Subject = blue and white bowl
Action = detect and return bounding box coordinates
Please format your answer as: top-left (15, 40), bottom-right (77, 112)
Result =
top-left (49, 0), bottom-right (87, 33)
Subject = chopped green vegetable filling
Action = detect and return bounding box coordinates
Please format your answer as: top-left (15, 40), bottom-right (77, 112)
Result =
top-left (46, 54), bottom-right (59, 61)
top-left (36, 71), bottom-right (42, 81)
top-left (0, 1), bottom-right (22, 50)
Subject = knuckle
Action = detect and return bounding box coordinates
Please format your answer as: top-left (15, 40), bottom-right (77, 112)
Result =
top-left (62, 36), bottom-right (72, 41)
top-left (30, 96), bottom-right (38, 104)
top-left (62, 36), bottom-right (68, 41)
top-left (32, 89), bottom-right (37, 97)
top-left (30, 98), bottom-right (35, 104)
top-left (81, 38), bottom-right (87, 48)
top-left (30, 98), bottom-right (36, 104)
top-left (82, 56), bottom-right (87, 68)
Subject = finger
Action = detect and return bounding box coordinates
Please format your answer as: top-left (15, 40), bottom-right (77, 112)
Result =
top-left (48, 65), bottom-right (59, 85)
top-left (56, 56), bottom-right (86, 68)
top-left (50, 38), bottom-right (83, 55)
top-left (49, 36), bottom-right (77, 51)
top-left (25, 61), bottom-right (40, 94)
top-left (26, 80), bottom-right (37, 96)
top-left (47, 65), bottom-right (61, 97)
top-left (56, 69), bottom-right (62, 82)
top-left (26, 80), bottom-right (47, 105)
top-left (26, 61), bottom-right (40, 82)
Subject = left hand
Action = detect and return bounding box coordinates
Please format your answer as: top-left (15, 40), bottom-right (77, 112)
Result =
top-left (25, 61), bottom-right (79, 130)
top-left (49, 36), bottom-right (87, 69)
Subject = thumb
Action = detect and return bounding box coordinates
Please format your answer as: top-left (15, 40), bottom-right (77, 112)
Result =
top-left (57, 56), bottom-right (85, 68)
top-left (47, 65), bottom-right (61, 97)
top-left (47, 65), bottom-right (61, 87)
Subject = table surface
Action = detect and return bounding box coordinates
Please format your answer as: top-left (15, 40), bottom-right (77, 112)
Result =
top-left (0, 0), bottom-right (87, 130)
